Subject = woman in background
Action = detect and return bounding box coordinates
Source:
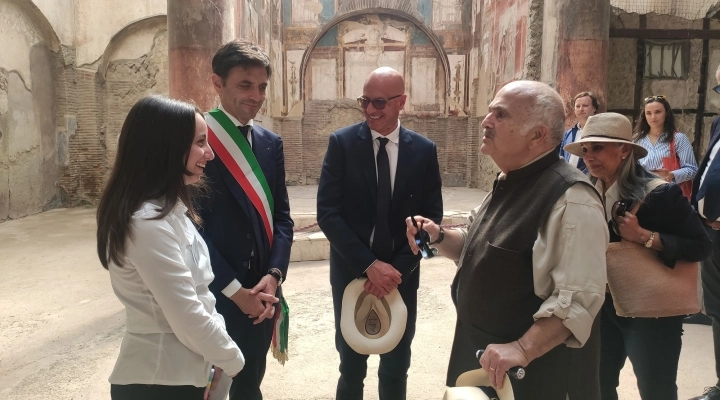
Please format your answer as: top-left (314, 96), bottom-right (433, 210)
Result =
top-left (633, 95), bottom-right (698, 191)
top-left (96, 95), bottom-right (249, 400)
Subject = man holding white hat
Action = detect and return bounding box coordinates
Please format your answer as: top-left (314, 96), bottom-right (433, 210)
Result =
top-left (407, 81), bottom-right (607, 399)
top-left (317, 67), bottom-right (443, 400)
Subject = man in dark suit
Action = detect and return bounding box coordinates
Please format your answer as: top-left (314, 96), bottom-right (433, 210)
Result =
top-left (317, 67), bottom-right (443, 400)
top-left (197, 40), bottom-right (293, 400)
top-left (689, 66), bottom-right (720, 400)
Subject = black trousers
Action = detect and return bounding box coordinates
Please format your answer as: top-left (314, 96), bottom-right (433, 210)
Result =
top-left (110, 384), bottom-right (204, 400)
top-left (599, 294), bottom-right (684, 400)
top-left (701, 227), bottom-right (720, 383)
top-left (214, 278), bottom-right (275, 400)
top-left (330, 272), bottom-right (419, 400)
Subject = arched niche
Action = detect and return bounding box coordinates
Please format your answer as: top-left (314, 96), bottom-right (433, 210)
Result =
top-left (98, 14), bottom-right (167, 83)
top-left (297, 8), bottom-right (451, 116)
top-left (7, 0), bottom-right (61, 52)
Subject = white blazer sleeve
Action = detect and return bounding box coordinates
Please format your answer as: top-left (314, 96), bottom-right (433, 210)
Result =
top-left (126, 217), bottom-right (245, 376)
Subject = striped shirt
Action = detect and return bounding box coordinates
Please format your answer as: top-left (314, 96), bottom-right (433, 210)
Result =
top-left (635, 132), bottom-right (698, 183)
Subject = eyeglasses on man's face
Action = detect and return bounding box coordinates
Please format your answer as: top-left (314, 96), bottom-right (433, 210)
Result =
top-left (644, 95), bottom-right (666, 102)
top-left (357, 94), bottom-right (403, 110)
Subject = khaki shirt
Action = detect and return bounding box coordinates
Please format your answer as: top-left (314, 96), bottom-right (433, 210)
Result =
top-left (458, 179), bottom-right (608, 348)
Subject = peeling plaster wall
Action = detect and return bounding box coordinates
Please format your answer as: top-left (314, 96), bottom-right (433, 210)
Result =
top-left (32, 0), bottom-right (75, 45)
top-left (73, 0), bottom-right (166, 66)
top-left (473, 0), bottom-right (531, 190)
top-left (0, 2), bottom-right (61, 221)
top-left (104, 29), bottom-right (169, 169)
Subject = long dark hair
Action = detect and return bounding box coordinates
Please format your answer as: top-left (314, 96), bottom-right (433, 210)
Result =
top-left (96, 95), bottom-right (203, 269)
top-left (632, 95), bottom-right (676, 144)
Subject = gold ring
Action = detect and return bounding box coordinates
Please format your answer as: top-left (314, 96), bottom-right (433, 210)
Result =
top-left (489, 367), bottom-right (496, 371)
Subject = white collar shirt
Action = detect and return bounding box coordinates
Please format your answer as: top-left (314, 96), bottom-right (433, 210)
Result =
top-left (108, 200), bottom-right (244, 386)
top-left (365, 121), bottom-right (401, 266)
top-left (370, 121), bottom-right (401, 192)
top-left (218, 103), bottom-right (254, 148)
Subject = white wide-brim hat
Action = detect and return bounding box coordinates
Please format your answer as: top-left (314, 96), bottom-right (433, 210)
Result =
top-left (563, 112), bottom-right (648, 159)
top-left (340, 278), bottom-right (407, 355)
top-left (443, 368), bottom-right (515, 400)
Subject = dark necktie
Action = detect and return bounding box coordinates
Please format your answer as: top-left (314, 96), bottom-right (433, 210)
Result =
top-left (238, 125), bottom-right (251, 147)
top-left (237, 125), bottom-right (260, 273)
top-left (372, 137), bottom-right (393, 262)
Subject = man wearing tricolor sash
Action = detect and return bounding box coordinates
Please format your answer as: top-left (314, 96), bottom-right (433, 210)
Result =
top-left (197, 40), bottom-right (294, 400)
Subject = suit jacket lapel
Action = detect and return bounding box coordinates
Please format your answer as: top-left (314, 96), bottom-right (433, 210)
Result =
top-left (356, 123), bottom-right (377, 203)
top-left (392, 127), bottom-right (413, 212)
top-left (251, 125), bottom-right (274, 178)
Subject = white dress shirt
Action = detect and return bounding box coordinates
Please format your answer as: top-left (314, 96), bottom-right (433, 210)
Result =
top-left (218, 103), bottom-right (254, 148)
top-left (108, 200), bottom-right (245, 386)
top-left (370, 121), bottom-right (401, 192)
top-left (459, 152), bottom-right (608, 347)
top-left (366, 121), bottom-right (401, 269)
top-left (699, 137), bottom-right (720, 221)
top-left (216, 103), bottom-right (253, 297)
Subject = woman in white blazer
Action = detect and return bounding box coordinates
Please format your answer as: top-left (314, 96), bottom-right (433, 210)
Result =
top-left (96, 96), bottom-right (248, 400)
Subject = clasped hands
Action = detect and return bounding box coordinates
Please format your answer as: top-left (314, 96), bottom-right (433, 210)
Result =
top-left (229, 274), bottom-right (279, 325)
top-left (365, 260), bottom-right (402, 299)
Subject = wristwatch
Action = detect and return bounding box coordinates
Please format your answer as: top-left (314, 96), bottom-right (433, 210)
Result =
top-left (267, 268), bottom-right (284, 285)
top-left (429, 226), bottom-right (445, 245)
top-left (644, 231), bottom-right (655, 248)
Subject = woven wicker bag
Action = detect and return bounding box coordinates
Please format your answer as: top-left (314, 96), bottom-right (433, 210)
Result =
top-left (606, 240), bottom-right (700, 318)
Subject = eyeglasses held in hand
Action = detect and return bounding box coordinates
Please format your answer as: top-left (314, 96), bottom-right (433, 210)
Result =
top-left (644, 95), bottom-right (666, 102)
top-left (713, 85), bottom-right (720, 95)
top-left (610, 200), bottom-right (628, 236)
top-left (409, 215), bottom-right (437, 260)
top-left (357, 94), bottom-right (403, 110)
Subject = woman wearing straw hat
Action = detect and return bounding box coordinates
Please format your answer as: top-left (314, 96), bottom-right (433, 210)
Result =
top-left (563, 112), bottom-right (711, 400)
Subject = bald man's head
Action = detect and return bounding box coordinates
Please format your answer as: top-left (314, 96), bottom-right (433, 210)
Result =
top-left (496, 80), bottom-right (566, 144)
top-left (361, 67), bottom-right (406, 135)
top-left (364, 67), bottom-right (405, 94)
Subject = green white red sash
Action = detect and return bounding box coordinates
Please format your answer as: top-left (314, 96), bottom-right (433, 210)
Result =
top-left (205, 109), bottom-right (274, 244)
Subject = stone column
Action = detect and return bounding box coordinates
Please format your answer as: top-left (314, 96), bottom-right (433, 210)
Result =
top-left (541, 0), bottom-right (611, 117)
top-left (167, 0), bottom-right (236, 111)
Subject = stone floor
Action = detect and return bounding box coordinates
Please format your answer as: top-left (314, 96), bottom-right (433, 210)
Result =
top-left (0, 187), bottom-right (715, 399)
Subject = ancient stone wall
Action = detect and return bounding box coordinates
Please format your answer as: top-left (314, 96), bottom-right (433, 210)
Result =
top-left (609, 12), bottom-right (720, 158)
top-left (0, 1), bottom-right (64, 221)
top-left (104, 30), bottom-right (169, 169)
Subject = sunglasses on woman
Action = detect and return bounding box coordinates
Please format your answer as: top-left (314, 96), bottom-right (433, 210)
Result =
top-left (644, 95), bottom-right (666, 102)
top-left (356, 94), bottom-right (403, 110)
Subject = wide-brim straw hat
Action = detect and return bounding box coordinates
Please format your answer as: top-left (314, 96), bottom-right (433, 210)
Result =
top-left (340, 278), bottom-right (407, 355)
top-left (443, 368), bottom-right (515, 400)
top-left (563, 113), bottom-right (648, 159)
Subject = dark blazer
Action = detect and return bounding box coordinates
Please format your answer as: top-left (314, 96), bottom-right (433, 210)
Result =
top-left (692, 116), bottom-right (720, 221)
top-left (198, 124), bottom-right (294, 293)
top-left (611, 181), bottom-right (711, 268)
top-left (317, 122), bottom-right (443, 287)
